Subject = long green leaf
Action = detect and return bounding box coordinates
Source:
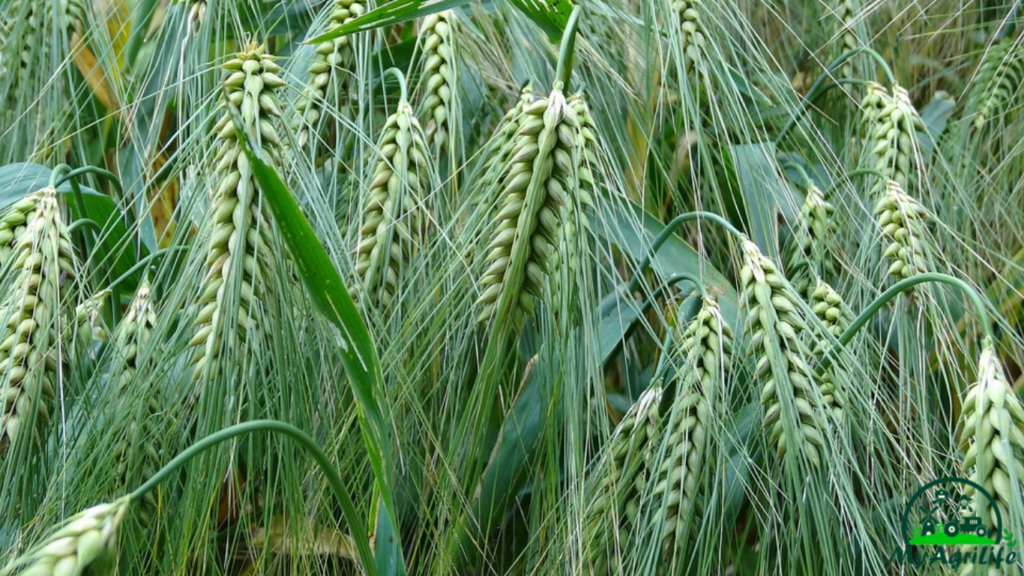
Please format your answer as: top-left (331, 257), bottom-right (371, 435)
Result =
top-left (233, 111), bottom-right (406, 576)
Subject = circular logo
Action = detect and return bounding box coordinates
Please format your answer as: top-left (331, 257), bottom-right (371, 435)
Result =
top-left (901, 477), bottom-right (1002, 546)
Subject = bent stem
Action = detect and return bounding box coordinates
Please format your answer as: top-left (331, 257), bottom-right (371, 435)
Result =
top-left (626, 211), bottom-right (745, 296)
top-left (817, 273), bottom-right (994, 374)
top-left (130, 419), bottom-right (378, 576)
top-left (775, 48), bottom-right (897, 145)
top-left (385, 67), bottom-right (409, 104)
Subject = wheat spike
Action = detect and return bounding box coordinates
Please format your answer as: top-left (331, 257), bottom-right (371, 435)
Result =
top-left (671, 0), bottom-right (707, 76)
top-left (959, 341), bottom-right (1024, 530)
top-left (785, 183), bottom-right (836, 298)
top-left (111, 281), bottom-right (162, 514)
top-left (475, 83), bottom-right (581, 330)
top-left (651, 296), bottom-right (733, 552)
top-left (418, 11), bottom-right (457, 153)
top-left (969, 39), bottom-right (1024, 131)
top-left (740, 240), bottom-right (834, 468)
top-left (0, 188), bottom-right (76, 456)
top-left (292, 0), bottom-right (367, 149)
top-left (471, 87), bottom-right (537, 208)
top-left (808, 279), bottom-right (850, 422)
top-left (862, 83), bottom-right (925, 192)
top-left (873, 179), bottom-right (932, 279)
top-left (835, 0), bottom-right (859, 79)
top-left (0, 498), bottom-right (130, 576)
top-left (190, 44), bottom-right (287, 379)
top-left (355, 98), bottom-right (434, 309)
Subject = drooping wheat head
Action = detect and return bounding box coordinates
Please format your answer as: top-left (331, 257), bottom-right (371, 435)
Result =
top-left (873, 179), bottom-right (932, 279)
top-left (863, 83), bottom-right (925, 192)
top-left (292, 0), bottom-right (367, 149)
top-left (785, 182), bottom-right (836, 298)
top-left (418, 11), bottom-right (457, 154)
top-left (0, 497), bottom-right (130, 576)
top-left (740, 240), bottom-right (834, 468)
top-left (651, 296), bottom-right (733, 553)
top-left (670, 0), bottom-right (708, 77)
top-left (586, 386), bottom-right (663, 562)
top-left (355, 97), bottom-right (433, 309)
top-left (968, 39), bottom-right (1024, 131)
top-left (476, 83), bottom-right (582, 330)
top-left (189, 44), bottom-right (286, 380)
top-left (834, 0), bottom-right (859, 79)
top-left (959, 341), bottom-right (1024, 531)
top-left (808, 279), bottom-right (851, 423)
top-left (111, 281), bottom-right (162, 514)
top-left (0, 188), bottom-right (76, 457)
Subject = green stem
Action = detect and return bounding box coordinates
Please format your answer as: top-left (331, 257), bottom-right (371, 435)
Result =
top-left (824, 168), bottom-right (888, 197)
top-left (774, 49), bottom-right (896, 146)
top-left (49, 164), bottom-right (71, 187)
top-left (818, 273), bottom-right (994, 373)
top-left (68, 219), bottom-right (101, 235)
top-left (601, 272), bottom-right (705, 316)
top-left (385, 67), bottom-right (409, 104)
top-left (130, 420), bottom-right (377, 576)
top-left (56, 166), bottom-right (125, 199)
top-left (103, 246), bottom-right (187, 292)
top-left (626, 211), bottom-right (745, 296)
top-left (555, 6), bottom-right (584, 89)
top-left (779, 160), bottom-right (812, 188)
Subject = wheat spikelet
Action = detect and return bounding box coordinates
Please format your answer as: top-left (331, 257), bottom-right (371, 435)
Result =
top-left (785, 183), bottom-right (836, 298)
top-left (740, 240), bottom-right (833, 468)
top-left (834, 0), bottom-right (859, 79)
top-left (0, 197), bottom-right (39, 264)
top-left (475, 83), bottom-right (581, 330)
top-left (862, 83), bottom-right (925, 192)
top-left (355, 98), bottom-right (433, 309)
top-left (873, 179), bottom-right (932, 279)
top-left (418, 11), bottom-right (456, 153)
top-left (586, 386), bottom-right (663, 559)
top-left (650, 296), bottom-right (732, 552)
top-left (969, 39), bottom-right (1024, 131)
top-left (959, 342), bottom-right (1024, 530)
top-left (0, 188), bottom-right (76, 456)
top-left (0, 497), bottom-right (130, 576)
top-left (670, 0), bottom-right (707, 76)
top-left (808, 279), bottom-right (850, 422)
top-left (190, 44), bottom-right (286, 378)
top-left (111, 281), bottom-right (162, 514)
top-left (292, 0), bottom-right (367, 149)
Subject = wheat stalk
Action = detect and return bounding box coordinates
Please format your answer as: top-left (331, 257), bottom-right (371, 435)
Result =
top-left (959, 341), bottom-right (1024, 530)
top-left (873, 179), bottom-right (932, 279)
top-left (190, 44), bottom-right (286, 378)
top-left (862, 82), bottom-right (924, 192)
top-left (969, 39), bottom-right (1024, 131)
top-left (651, 296), bottom-right (733, 553)
top-left (741, 240), bottom-right (834, 468)
top-left (476, 82), bottom-right (582, 330)
top-left (355, 90), bottom-right (434, 309)
top-left (418, 11), bottom-right (457, 153)
top-left (785, 183), bottom-right (836, 298)
top-left (0, 497), bottom-right (130, 576)
top-left (292, 0), bottom-right (367, 149)
top-left (0, 188), bottom-right (76, 456)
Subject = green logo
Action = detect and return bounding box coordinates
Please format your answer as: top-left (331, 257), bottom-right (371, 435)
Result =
top-left (887, 477), bottom-right (1018, 569)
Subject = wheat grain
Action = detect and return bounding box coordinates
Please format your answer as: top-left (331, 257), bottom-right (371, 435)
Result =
top-left (472, 87), bottom-right (536, 207)
top-left (292, 0), bottom-right (366, 149)
top-left (969, 39), bottom-right (1024, 131)
top-left (785, 183), bottom-right (836, 298)
top-left (650, 296), bottom-right (732, 552)
top-left (355, 97), bottom-right (433, 308)
top-left (863, 83), bottom-right (924, 192)
top-left (0, 188), bottom-right (76, 456)
top-left (0, 497), bottom-right (130, 576)
top-left (740, 240), bottom-right (833, 468)
top-left (959, 341), bottom-right (1024, 531)
top-left (873, 179), bottom-right (931, 279)
top-left (190, 44), bottom-right (286, 378)
top-left (418, 11), bottom-right (456, 153)
top-left (475, 83), bottom-right (581, 330)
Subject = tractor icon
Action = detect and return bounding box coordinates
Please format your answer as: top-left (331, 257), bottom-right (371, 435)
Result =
top-left (942, 516), bottom-right (988, 538)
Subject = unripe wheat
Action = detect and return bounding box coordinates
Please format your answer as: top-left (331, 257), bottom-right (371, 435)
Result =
top-left (418, 11), bottom-right (457, 153)
top-left (873, 179), bottom-right (932, 279)
top-left (969, 39), bottom-right (1024, 131)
